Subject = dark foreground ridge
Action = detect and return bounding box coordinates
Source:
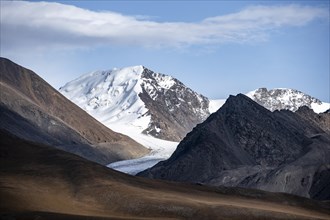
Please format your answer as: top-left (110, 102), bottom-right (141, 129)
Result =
top-left (0, 57), bottom-right (148, 164)
top-left (139, 94), bottom-right (330, 200)
top-left (1, 129), bottom-right (330, 220)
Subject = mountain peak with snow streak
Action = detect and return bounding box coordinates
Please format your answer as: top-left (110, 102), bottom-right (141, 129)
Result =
top-left (246, 88), bottom-right (329, 113)
top-left (60, 66), bottom-right (210, 142)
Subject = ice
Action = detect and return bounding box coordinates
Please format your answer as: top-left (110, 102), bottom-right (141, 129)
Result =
top-left (108, 156), bottom-right (164, 175)
top-left (107, 133), bottom-right (178, 175)
top-left (209, 99), bottom-right (226, 113)
top-left (311, 102), bottom-right (330, 113)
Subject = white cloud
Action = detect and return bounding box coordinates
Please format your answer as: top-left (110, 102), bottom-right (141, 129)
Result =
top-left (0, 1), bottom-right (328, 52)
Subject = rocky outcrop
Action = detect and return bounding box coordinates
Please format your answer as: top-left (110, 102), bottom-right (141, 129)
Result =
top-left (139, 94), bottom-right (330, 200)
top-left (295, 106), bottom-right (330, 135)
top-left (140, 68), bottom-right (209, 141)
top-left (246, 88), bottom-right (325, 112)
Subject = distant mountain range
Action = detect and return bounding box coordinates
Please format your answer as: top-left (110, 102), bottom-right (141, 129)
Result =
top-left (60, 66), bottom-right (329, 144)
top-left (0, 57), bottom-right (148, 165)
top-left (139, 94), bottom-right (330, 200)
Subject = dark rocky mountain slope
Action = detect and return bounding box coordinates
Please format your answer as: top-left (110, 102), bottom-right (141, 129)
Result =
top-left (295, 106), bottom-right (330, 135)
top-left (139, 94), bottom-right (330, 200)
top-left (1, 129), bottom-right (330, 220)
top-left (0, 57), bottom-right (148, 164)
top-left (139, 68), bottom-right (210, 141)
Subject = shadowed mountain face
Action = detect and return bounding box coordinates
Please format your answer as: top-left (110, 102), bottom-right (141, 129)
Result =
top-left (0, 57), bottom-right (148, 164)
top-left (139, 94), bottom-right (330, 200)
top-left (1, 130), bottom-right (330, 220)
top-left (295, 106), bottom-right (330, 135)
top-left (139, 68), bottom-right (209, 141)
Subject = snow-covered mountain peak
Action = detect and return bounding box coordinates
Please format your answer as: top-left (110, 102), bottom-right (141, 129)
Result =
top-left (60, 66), bottom-right (210, 141)
top-left (60, 65), bottom-right (150, 135)
top-left (246, 88), bottom-right (329, 113)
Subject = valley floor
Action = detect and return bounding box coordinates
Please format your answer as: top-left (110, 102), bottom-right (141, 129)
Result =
top-left (2, 122), bottom-right (330, 220)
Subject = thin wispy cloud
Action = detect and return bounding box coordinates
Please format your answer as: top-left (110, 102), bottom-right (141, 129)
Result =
top-left (1, 1), bottom-right (328, 52)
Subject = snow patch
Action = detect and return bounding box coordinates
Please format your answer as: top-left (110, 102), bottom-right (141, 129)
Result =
top-left (209, 99), bottom-right (226, 113)
top-left (153, 74), bottom-right (175, 89)
top-left (311, 102), bottom-right (330, 113)
top-left (155, 126), bottom-right (161, 133)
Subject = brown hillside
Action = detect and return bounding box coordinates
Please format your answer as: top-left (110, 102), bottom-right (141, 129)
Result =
top-left (0, 57), bottom-right (148, 164)
top-left (1, 130), bottom-right (330, 220)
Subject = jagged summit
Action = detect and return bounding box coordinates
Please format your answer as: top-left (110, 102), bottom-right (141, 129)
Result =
top-left (246, 88), bottom-right (328, 113)
top-left (221, 93), bottom-right (270, 111)
top-left (60, 66), bottom-right (209, 141)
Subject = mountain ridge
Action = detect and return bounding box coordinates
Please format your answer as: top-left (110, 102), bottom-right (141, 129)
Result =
top-left (60, 65), bottom-right (210, 142)
top-left (246, 88), bottom-right (329, 113)
top-left (61, 66), bottom-right (329, 143)
top-left (0, 57), bottom-right (148, 164)
top-left (138, 94), bottom-right (330, 200)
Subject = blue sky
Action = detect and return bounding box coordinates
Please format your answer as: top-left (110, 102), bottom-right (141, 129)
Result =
top-left (1, 1), bottom-right (329, 101)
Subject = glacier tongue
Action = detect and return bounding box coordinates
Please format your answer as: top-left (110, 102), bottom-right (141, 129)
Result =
top-left (60, 66), bottom-right (180, 174)
top-left (107, 133), bottom-right (178, 175)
